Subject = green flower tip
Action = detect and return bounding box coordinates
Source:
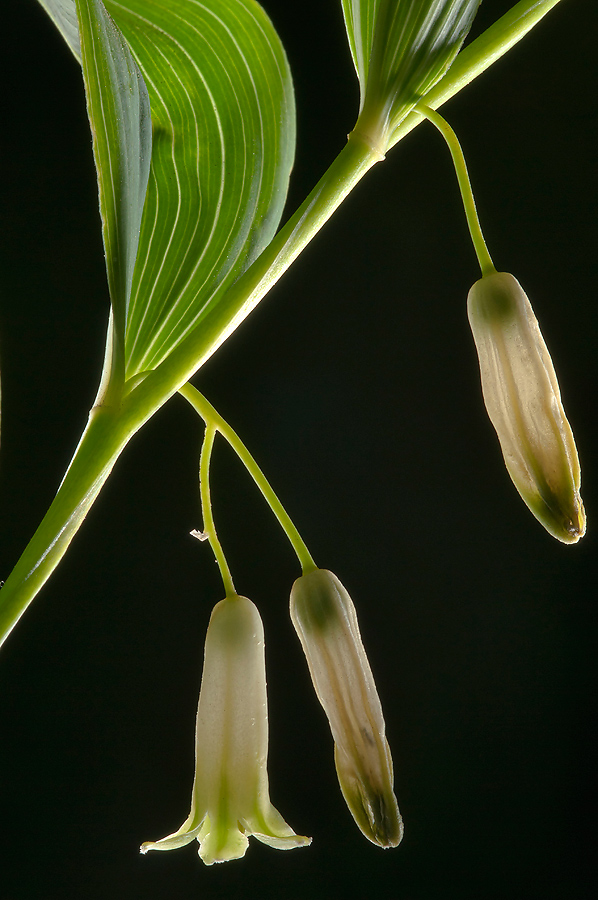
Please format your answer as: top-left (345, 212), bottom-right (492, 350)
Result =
top-left (141, 595), bottom-right (311, 865)
top-left (468, 272), bottom-right (585, 544)
top-left (290, 569), bottom-right (403, 849)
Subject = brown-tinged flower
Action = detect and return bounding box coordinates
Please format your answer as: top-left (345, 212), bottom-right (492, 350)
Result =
top-left (468, 271), bottom-right (585, 542)
top-left (290, 568), bottom-right (403, 848)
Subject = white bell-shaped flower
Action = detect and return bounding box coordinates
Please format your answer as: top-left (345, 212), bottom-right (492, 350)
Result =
top-left (141, 594), bottom-right (311, 864)
top-left (290, 568), bottom-right (403, 848)
top-left (467, 271), bottom-right (585, 543)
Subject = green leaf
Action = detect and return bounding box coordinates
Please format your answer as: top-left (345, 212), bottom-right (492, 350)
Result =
top-left (37, 0), bottom-right (81, 60)
top-left (38, 0), bottom-right (295, 383)
top-left (388, 1), bottom-right (566, 150)
top-left (341, 0), bottom-right (377, 99)
top-left (102, 0), bottom-right (296, 380)
top-left (342, 0), bottom-right (481, 148)
top-left (76, 0), bottom-right (152, 361)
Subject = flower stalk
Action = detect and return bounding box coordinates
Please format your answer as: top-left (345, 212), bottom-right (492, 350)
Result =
top-left (0, 0), bottom-right (566, 648)
top-left (417, 104), bottom-right (495, 277)
top-left (197, 424), bottom-right (236, 597)
top-left (180, 383), bottom-right (316, 574)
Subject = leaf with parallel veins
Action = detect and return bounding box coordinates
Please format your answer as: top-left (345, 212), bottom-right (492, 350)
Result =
top-left (76, 0), bottom-right (152, 362)
top-left (342, 0), bottom-right (481, 148)
top-left (38, 0), bottom-right (296, 383)
top-left (38, 0), bottom-right (81, 58)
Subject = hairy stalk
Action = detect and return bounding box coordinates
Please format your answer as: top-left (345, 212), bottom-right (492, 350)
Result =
top-left (180, 383), bottom-right (316, 574)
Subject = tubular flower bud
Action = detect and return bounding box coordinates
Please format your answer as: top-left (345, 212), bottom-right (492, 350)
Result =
top-left (467, 272), bottom-right (585, 543)
top-left (141, 595), bottom-right (311, 865)
top-left (290, 569), bottom-right (403, 849)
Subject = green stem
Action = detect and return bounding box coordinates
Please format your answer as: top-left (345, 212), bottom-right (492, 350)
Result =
top-left (0, 137), bottom-right (371, 649)
top-left (417, 104), bottom-right (495, 277)
top-left (122, 1), bottom-right (564, 409)
top-left (126, 134), bottom-right (382, 415)
top-left (0, 403), bottom-right (131, 646)
top-left (389, 0), bottom-right (565, 149)
top-left (0, 0), bottom-right (564, 647)
top-left (179, 384), bottom-right (316, 574)
top-left (198, 424), bottom-right (236, 597)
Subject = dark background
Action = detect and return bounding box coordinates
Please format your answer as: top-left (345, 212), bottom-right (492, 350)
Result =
top-left (1, 1), bottom-right (597, 898)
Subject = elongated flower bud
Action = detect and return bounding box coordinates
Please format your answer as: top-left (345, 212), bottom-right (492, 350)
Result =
top-left (141, 595), bottom-right (310, 864)
top-left (467, 272), bottom-right (585, 543)
top-left (290, 569), bottom-right (403, 848)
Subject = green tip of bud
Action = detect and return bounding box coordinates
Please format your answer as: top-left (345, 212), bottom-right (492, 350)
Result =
top-left (334, 744), bottom-right (404, 849)
top-left (467, 272), bottom-right (585, 544)
top-left (527, 487), bottom-right (585, 545)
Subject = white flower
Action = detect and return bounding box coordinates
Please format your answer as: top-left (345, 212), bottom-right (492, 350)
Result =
top-left (290, 569), bottom-right (403, 848)
top-left (141, 595), bottom-right (311, 865)
top-left (467, 271), bottom-right (585, 543)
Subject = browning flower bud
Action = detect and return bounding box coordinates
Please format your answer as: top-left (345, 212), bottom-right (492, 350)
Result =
top-left (467, 271), bottom-right (585, 543)
top-left (290, 569), bottom-right (403, 849)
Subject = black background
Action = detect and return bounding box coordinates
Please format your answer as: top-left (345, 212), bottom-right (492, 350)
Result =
top-left (1, 1), bottom-right (597, 898)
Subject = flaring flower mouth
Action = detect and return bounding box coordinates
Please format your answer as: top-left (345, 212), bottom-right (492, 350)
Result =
top-left (290, 569), bottom-right (403, 849)
top-left (141, 594), bottom-right (311, 865)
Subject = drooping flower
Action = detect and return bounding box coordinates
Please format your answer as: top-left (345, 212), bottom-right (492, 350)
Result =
top-left (290, 568), bottom-right (403, 848)
top-left (141, 594), bottom-right (311, 865)
top-left (467, 271), bottom-right (585, 543)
